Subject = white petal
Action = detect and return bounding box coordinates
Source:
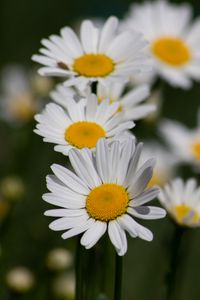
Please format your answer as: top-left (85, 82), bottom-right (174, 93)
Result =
top-left (80, 20), bottom-right (99, 53)
top-left (128, 165), bottom-right (154, 198)
top-left (117, 214), bottom-right (137, 237)
top-left (43, 193), bottom-right (85, 209)
top-left (116, 138), bottom-right (135, 185)
top-left (124, 143), bottom-right (143, 186)
top-left (49, 214), bottom-right (88, 231)
top-left (61, 218), bottom-right (95, 239)
top-left (96, 138), bottom-right (110, 183)
top-left (51, 164), bottom-right (89, 194)
top-left (80, 221), bottom-right (107, 249)
top-left (99, 17), bottom-right (119, 52)
top-left (60, 26), bottom-right (83, 57)
top-left (108, 221), bottom-right (127, 256)
top-left (44, 208), bottom-right (86, 217)
top-left (128, 206), bottom-right (166, 220)
top-left (69, 149), bottom-right (101, 189)
top-left (130, 187), bottom-right (160, 207)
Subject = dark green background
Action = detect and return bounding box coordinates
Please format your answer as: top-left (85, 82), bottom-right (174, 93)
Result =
top-left (1, 0), bottom-right (200, 299)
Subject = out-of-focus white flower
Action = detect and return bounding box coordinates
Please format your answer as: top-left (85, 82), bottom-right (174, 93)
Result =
top-left (43, 138), bottom-right (166, 256)
top-left (53, 273), bottom-right (75, 299)
top-left (144, 89), bottom-right (163, 123)
top-left (5, 267), bottom-right (35, 293)
top-left (159, 178), bottom-right (200, 227)
top-left (123, 0), bottom-right (200, 89)
top-left (46, 248), bottom-right (73, 271)
top-left (0, 176), bottom-right (25, 201)
top-left (32, 17), bottom-right (151, 90)
top-left (159, 114), bottom-right (200, 169)
top-left (0, 66), bottom-right (39, 124)
top-left (35, 91), bottom-right (134, 156)
top-left (30, 72), bottom-right (54, 96)
top-left (139, 141), bottom-right (177, 187)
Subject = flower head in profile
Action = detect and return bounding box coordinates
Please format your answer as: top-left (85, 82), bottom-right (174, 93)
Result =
top-left (34, 92), bottom-right (134, 156)
top-left (51, 82), bottom-right (155, 122)
top-left (96, 82), bottom-right (156, 121)
top-left (123, 0), bottom-right (200, 89)
top-left (43, 138), bottom-right (166, 256)
top-left (159, 178), bottom-right (200, 227)
top-left (159, 114), bottom-right (200, 170)
top-left (32, 16), bottom-right (150, 90)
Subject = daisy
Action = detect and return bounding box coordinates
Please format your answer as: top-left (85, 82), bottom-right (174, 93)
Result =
top-left (139, 141), bottom-right (176, 188)
top-left (43, 138), bottom-right (166, 256)
top-left (96, 82), bottom-right (156, 121)
top-left (159, 114), bottom-right (200, 169)
top-left (32, 16), bottom-right (150, 90)
top-left (159, 178), bottom-right (200, 227)
top-left (34, 92), bottom-right (134, 156)
top-left (123, 0), bottom-right (200, 89)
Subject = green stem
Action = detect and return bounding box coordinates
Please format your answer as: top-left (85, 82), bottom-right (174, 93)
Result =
top-left (114, 254), bottom-right (123, 300)
top-left (75, 239), bottom-right (84, 300)
top-left (166, 225), bottom-right (185, 300)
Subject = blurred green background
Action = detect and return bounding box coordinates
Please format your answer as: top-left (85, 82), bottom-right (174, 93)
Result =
top-left (1, 0), bottom-right (200, 299)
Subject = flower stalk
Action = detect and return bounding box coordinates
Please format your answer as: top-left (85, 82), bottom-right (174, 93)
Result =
top-left (114, 254), bottom-right (123, 300)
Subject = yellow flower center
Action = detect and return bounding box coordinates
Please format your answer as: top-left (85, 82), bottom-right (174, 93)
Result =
top-left (174, 204), bottom-right (199, 225)
top-left (151, 37), bottom-right (191, 66)
top-left (73, 54), bottom-right (115, 77)
top-left (86, 184), bottom-right (129, 221)
top-left (191, 141), bottom-right (200, 160)
top-left (65, 121), bottom-right (106, 149)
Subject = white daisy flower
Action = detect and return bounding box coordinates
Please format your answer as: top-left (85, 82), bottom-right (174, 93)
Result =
top-left (32, 16), bottom-right (150, 90)
top-left (139, 141), bottom-right (177, 188)
top-left (159, 178), bottom-right (200, 227)
top-left (123, 0), bottom-right (200, 89)
top-left (34, 92), bottom-right (134, 156)
top-left (159, 114), bottom-right (200, 169)
top-left (43, 138), bottom-right (166, 256)
top-left (96, 82), bottom-right (156, 121)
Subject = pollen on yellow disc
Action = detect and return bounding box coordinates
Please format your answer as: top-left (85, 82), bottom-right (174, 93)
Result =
top-left (174, 204), bottom-right (199, 225)
top-left (73, 54), bottom-right (115, 77)
top-left (191, 141), bottom-right (200, 160)
top-left (65, 121), bottom-right (106, 149)
top-left (86, 184), bottom-right (129, 221)
top-left (151, 37), bottom-right (191, 66)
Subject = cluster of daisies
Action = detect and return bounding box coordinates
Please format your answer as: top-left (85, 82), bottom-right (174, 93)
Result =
top-left (32, 0), bottom-right (200, 255)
